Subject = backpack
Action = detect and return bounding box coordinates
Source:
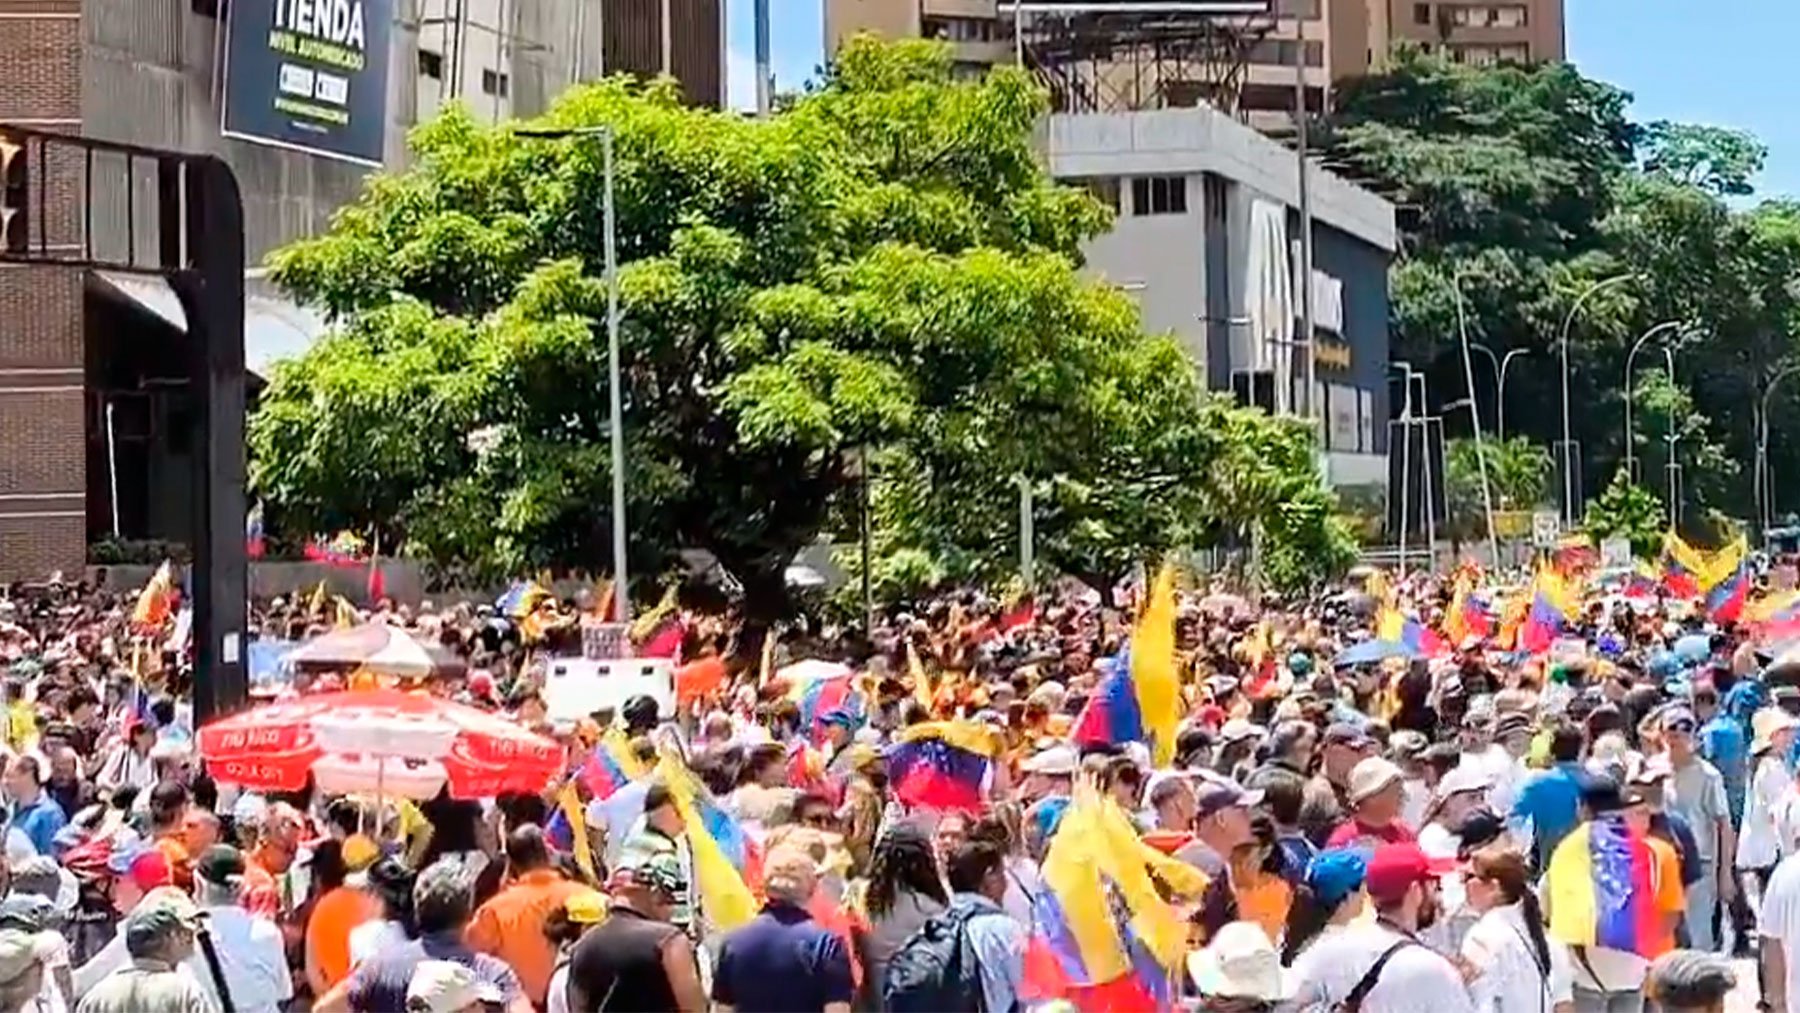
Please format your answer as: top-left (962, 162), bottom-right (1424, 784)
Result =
top-left (1337, 939), bottom-right (1415, 1013)
top-left (881, 901), bottom-right (988, 1013)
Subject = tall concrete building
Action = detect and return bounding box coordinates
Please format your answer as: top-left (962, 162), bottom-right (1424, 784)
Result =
top-left (825, 0), bottom-right (1564, 120)
top-left (1379, 0), bottom-right (1564, 66)
top-left (0, 0), bottom-right (719, 578)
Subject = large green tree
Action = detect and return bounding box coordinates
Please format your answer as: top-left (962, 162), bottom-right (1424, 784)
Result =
top-left (252, 38), bottom-right (1352, 610)
top-left (1328, 49), bottom-right (1800, 531)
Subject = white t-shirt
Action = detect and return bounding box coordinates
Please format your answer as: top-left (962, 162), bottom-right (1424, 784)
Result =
top-left (1286, 921), bottom-right (1478, 1013)
top-left (1739, 755), bottom-right (1794, 870)
top-left (1462, 902), bottom-right (1573, 1013)
top-left (347, 919), bottom-right (407, 968)
top-left (1758, 851), bottom-right (1800, 1012)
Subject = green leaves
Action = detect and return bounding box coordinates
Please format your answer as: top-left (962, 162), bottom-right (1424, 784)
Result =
top-left (254, 39), bottom-right (1339, 605)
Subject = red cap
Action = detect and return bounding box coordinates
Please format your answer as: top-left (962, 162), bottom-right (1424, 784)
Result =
top-left (469, 671), bottom-right (496, 698)
top-left (127, 850), bottom-right (173, 892)
top-left (1363, 843), bottom-right (1457, 902)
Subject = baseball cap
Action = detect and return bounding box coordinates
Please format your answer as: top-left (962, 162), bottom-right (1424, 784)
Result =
top-left (1193, 779), bottom-right (1263, 820)
top-left (123, 887), bottom-right (200, 954)
top-left (607, 850), bottom-right (687, 896)
top-left (107, 831), bottom-right (173, 892)
top-left (195, 845), bottom-right (246, 888)
top-left (1433, 764), bottom-right (1493, 801)
top-left (1363, 843), bottom-right (1457, 903)
top-left (1322, 722), bottom-right (1373, 750)
top-left (1453, 809), bottom-right (1505, 858)
top-left (405, 960), bottom-right (504, 1013)
top-left (1021, 744), bottom-right (1078, 776)
top-left (1579, 773), bottom-right (1644, 814)
top-left (1347, 757), bottom-right (1404, 804)
top-left (1659, 707), bottom-right (1698, 733)
top-left (564, 890), bottom-right (607, 925)
top-left (1303, 849), bottom-right (1368, 908)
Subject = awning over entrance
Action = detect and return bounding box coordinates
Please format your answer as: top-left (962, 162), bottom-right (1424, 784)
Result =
top-left (88, 270), bottom-right (328, 379)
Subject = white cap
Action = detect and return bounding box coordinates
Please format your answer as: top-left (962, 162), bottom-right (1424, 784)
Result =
top-left (1433, 764), bottom-right (1494, 801)
top-left (1021, 744), bottom-right (1078, 776)
top-left (405, 961), bottom-right (502, 1013)
top-left (1347, 757), bottom-right (1405, 805)
top-left (1219, 719), bottom-right (1266, 745)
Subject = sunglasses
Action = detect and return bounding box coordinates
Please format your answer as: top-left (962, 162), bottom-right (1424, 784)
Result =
top-left (1667, 722), bottom-right (1696, 735)
top-left (801, 812), bottom-right (835, 829)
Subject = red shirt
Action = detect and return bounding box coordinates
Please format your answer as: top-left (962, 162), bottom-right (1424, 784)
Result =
top-left (1324, 818), bottom-right (1417, 850)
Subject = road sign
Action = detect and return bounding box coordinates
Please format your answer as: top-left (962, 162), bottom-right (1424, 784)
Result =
top-left (1532, 511), bottom-right (1561, 548)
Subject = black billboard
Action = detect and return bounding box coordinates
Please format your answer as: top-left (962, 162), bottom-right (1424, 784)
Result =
top-left (221, 0), bottom-right (392, 167)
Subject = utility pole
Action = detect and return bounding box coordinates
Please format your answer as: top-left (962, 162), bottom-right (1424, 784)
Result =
top-left (1292, 1), bottom-right (1317, 430)
top-left (754, 0), bottom-right (772, 115)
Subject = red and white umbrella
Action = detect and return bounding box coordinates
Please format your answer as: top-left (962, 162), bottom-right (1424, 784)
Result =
top-left (287, 623), bottom-right (464, 678)
top-left (196, 688), bottom-right (562, 799)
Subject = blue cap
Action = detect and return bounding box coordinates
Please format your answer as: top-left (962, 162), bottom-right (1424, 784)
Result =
top-left (818, 709), bottom-right (858, 729)
top-left (1304, 848), bottom-right (1368, 908)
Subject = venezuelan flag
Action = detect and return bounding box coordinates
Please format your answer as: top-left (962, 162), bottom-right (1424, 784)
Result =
top-left (1071, 653), bottom-right (1145, 751)
top-left (1520, 569), bottom-right (1577, 655)
top-left (495, 580), bottom-right (553, 618)
top-left (578, 728), bottom-right (644, 801)
top-left (1131, 566), bottom-right (1182, 766)
top-left (796, 673), bottom-right (858, 741)
top-left (885, 721), bottom-right (997, 813)
top-left (1623, 563), bottom-right (1661, 600)
top-left (1706, 559), bottom-right (1750, 624)
top-left (1545, 815), bottom-right (1668, 959)
top-left (1021, 788), bottom-right (1208, 1010)
top-left (1747, 590), bottom-right (1800, 637)
top-left (654, 746), bottom-right (759, 929)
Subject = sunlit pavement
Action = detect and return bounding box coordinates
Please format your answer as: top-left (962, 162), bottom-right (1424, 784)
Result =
top-left (1729, 957), bottom-right (1763, 1012)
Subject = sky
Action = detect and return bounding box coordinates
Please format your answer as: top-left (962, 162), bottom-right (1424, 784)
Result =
top-left (725, 1), bottom-right (1800, 200)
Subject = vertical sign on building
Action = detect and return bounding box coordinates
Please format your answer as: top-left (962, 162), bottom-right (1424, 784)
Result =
top-left (222, 0), bottom-right (393, 166)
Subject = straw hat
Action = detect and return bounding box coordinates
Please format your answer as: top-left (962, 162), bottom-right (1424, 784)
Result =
top-left (1752, 708), bottom-right (1800, 755)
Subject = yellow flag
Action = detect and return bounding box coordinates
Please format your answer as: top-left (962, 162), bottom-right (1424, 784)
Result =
top-left (758, 631), bottom-right (778, 689)
top-left (555, 783), bottom-right (598, 883)
top-left (333, 596), bottom-right (359, 629)
top-left (907, 641), bottom-right (933, 711)
top-left (1131, 565), bottom-right (1180, 766)
top-left (306, 580), bottom-right (327, 618)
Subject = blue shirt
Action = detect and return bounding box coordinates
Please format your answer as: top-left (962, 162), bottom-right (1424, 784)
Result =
top-left (1699, 714), bottom-right (1748, 825)
top-left (712, 901), bottom-right (854, 1013)
top-left (345, 930), bottom-right (521, 1013)
top-left (1511, 762), bottom-right (1584, 871)
top-left (952, 893), bottom-right (1026, 1013)
top-left (10, 795), bottom-right (65, 855)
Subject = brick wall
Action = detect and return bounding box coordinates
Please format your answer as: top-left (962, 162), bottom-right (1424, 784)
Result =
top-left (0, 0), bottom-right (86, 579)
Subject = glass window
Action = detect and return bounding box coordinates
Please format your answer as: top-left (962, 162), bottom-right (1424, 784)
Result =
top-left (418, 50), bottom-right (444, 80)
top-left (1413, 3), bottom-right (1432, 25)
top-left (1494, 5), bottom-right (1528, 27)
top-left (1359, 390), bottom-right (1375, 452)
top-left (1130, 176), bottom-right (1187, 216)
top-left (481, 69), bottom-right (509, 97)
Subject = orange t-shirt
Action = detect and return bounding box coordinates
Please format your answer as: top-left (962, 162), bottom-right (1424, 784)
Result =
top-left (466, 869), bottom-right (583, 1005)
top-left (153, 833), bottom-right (193, 892)
top-left (1233, 870), bottom-right (1293, 944)
top-left (1646, 835), bottom-right (1686, 958)
top-left (307, 886), bottom-right (376, 990)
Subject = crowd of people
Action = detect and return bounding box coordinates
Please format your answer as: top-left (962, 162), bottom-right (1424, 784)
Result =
top-left (0, 563), bottom-right (1795, 1012)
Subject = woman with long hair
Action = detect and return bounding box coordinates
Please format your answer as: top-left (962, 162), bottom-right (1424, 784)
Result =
top-left (852, 823), bottom-right (950, 1011)
top-left (1460, 843), bottom-right (1574, 1012)
top-left (1280, 848), bottom-right (1366, 968)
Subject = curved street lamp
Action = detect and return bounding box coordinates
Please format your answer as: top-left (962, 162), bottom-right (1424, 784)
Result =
top-left (1759, 363), bottom-right (1800, 531)
top-left (1622, 321), bottom-right (1686, 485)
top-left (1557, 273), bottom-right (1636, 525)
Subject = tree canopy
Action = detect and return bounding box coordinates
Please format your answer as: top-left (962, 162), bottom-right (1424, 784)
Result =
top-left (1327, 49), bottom-right (1800, 535)
top-left (251, 38), bottom-right (1353, 610)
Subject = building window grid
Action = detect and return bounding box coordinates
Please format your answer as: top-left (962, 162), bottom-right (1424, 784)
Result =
top-left (1446, 4), bottom-right (1529, 28)
top-left (1130, 175), bottom-right (1187, 216)
top-left (1247, 39), bottom-right (1326, 68)
top-left (418, 49), bottom-right (444, 80)
top-left (1413, 3), bottom-right (1432, 25)
top-left (481, 69), bottom-right (510, 97)
top-left (921, 16), bottom-right (996, 43)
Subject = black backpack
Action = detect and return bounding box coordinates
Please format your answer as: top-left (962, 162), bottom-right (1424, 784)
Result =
top-left (881, 901), bottom-right (989, 1013)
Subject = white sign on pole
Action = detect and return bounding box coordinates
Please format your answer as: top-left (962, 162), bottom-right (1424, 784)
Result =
top-left (1600, 538), bottom-right (1633, 569)
top-left (1532, 511), bottom-right (1561, 549)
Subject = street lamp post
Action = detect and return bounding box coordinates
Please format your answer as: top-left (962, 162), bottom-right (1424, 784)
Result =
top-left (1445, 278), bottom-right (1499, 566)
top-left (1391, 361), bottom-right (1432, 576)
top-left (1758, 364), bottom-right (1800, 531)
top-left (1663, 347), bottom-right (1680, 530)
top-left (1623, 321), bottom-right (1684, 485)
top-left (1557, 273), bottom-right (1635, 526)
top-left (517, 125), bottom-right (630, 622)
top-left (1471, 344), bottom-right (1530, 440)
